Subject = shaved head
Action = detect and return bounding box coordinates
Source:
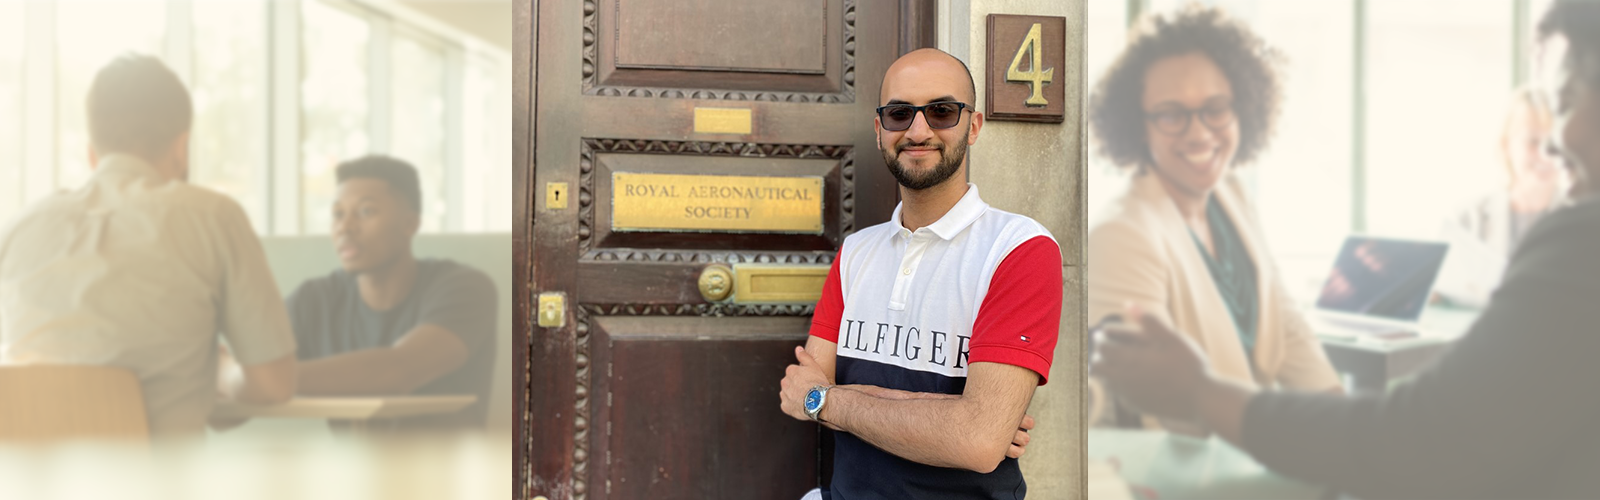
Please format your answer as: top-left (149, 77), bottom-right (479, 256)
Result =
top-left (880, 48), bottom-right (978, 105)
top-left (875, 48), bottom-right (984, 192)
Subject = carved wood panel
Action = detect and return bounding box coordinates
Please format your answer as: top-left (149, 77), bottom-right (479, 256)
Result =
top-left (582, 0), bottom-right (857, 102)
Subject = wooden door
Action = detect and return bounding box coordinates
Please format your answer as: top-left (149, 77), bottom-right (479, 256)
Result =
top-left (519, 1), bottom-right (936, 499)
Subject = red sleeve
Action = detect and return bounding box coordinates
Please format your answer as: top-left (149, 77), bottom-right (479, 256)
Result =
top-left (968, 236), bottom-right (1062, 385)
top-left (808, 251), bottom-right (845, 343)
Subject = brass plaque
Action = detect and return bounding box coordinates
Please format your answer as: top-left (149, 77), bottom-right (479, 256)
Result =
top-left (693, 107), bottom-right (754, 135)
top-left (985, 14), bottom-right (1068, 123)
top-left (611, 173), bottom-right (823, 233)
top-left (732, 263), bottom-right (829, 304)
top-left (545, 182), bottom-right (568, 210)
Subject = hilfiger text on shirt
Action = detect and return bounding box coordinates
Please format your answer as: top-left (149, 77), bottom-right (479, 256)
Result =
top-left (837, 318), bottom-right (971, 374)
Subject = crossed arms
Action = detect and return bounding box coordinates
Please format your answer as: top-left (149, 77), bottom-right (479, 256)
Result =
top-left (779, 335), bottom-right (1039, 473)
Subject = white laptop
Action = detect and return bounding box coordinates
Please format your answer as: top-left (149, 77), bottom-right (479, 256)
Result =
top-left (1308, 236), bottom-right (1450, 341)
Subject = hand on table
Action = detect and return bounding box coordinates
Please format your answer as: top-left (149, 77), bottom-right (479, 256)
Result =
top-left (1091, 303), bottom-right (1214, 421)
top-left (215, 343), bottom-right (240, 399)
top-left (210, 342), bottom-right (253, 431)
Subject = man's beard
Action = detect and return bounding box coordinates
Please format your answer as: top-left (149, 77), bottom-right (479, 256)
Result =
top-left (882, 137), bottom-right (967, 190)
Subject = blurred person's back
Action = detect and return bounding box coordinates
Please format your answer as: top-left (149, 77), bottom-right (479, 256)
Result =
top-left (0, 54), bottom-right (295, 439)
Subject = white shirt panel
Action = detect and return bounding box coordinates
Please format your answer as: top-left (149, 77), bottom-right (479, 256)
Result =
top-left (834, 185), bottom-right (1055, 379)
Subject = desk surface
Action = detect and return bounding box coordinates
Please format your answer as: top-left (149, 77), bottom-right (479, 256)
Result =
top-left (1314, 305), bottom-right (1481, 351)
top-left (211, 395), bottom-right (476, 420)
top-left (1088, 429), bottom-right (1325, 500)
top-left (1316, 306), bottom-right (1481, 392)
top-left (0, 433), bottom-right (508, 500)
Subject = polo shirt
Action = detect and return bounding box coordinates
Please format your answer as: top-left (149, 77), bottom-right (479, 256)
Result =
top-left (809, 184), bottom-right (1062, 499)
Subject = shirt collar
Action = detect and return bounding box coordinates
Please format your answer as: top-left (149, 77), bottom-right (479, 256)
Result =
top-left (888, 183), bottom-right (988, 241)
top-left (93, 154), bottom-right (165, 182)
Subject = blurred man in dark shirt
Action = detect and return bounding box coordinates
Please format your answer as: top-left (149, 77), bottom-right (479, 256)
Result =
top-left (287, 155), bottom-right (496, 432)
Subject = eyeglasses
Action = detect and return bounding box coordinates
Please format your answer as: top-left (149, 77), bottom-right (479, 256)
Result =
top-left (876, 101), bottom-right (973, 131)
top-left (1145, 103), bottom-right (1236, 136)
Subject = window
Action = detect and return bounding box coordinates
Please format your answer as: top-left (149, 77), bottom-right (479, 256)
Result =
top-left (55, 1), bottom-right (167, 191)
top-left (1085, 0), bottom-right (1129, 224)
top-left (193, 0), bottom-right (270, 232)
top-left (390, 31), bottom-right (448, 233)
top-left (1529, 0), bottom-right (1554, 80)
top-left (461, 56), bottom-right (513, 233)
top-left (1364, 0), bottom-right (1512, 239)
top-left (0, 0), bottom-right (511, 236)
top-left (0, 1), bottom-right (24, 224)
top-left (300, 0), bottom-right (371, 234)
top-left (1247, 0), bottom-right (1356, 300)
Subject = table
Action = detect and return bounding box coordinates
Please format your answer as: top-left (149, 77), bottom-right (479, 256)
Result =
top-left (1316, 306), bottom-right (1480, 394)
top-left (0, 432), bottom-right (509, 500)
top-left (1087, 428), bottom-right (1328, 500)
top-left (212, 395), bottom-right (476, 435)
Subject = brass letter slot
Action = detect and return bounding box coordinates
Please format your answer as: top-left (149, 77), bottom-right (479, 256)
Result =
top-left (730, 263), bottom-right (829, 305)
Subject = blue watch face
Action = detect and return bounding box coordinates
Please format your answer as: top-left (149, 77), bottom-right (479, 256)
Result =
top-left (805, 389), bottom-right (822, 412)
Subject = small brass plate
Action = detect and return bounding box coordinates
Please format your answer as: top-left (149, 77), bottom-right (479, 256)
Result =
top-left (537, 293), bottom-right (565, 328)
top-left (732, 263), bottom-right (829, 304)
top-left (693, 107), bottom-right (753, 135)
top-left (546, 182), bottom-right (569, 210)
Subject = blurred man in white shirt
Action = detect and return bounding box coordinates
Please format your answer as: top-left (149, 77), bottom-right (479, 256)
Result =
top-left (0, 54), bottom-right (297, 440)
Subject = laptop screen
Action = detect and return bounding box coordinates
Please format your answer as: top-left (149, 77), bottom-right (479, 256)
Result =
top-left (1314, 237), bottom-right (1450, 322)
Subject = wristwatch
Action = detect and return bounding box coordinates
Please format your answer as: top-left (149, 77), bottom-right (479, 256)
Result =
top-left (804, 385), bottom-right (831, 422)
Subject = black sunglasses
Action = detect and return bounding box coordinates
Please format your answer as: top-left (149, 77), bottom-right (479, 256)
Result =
top-left (875, 101), bottom-right (973, 132)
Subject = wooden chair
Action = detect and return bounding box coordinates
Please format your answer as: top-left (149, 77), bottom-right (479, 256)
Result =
top-left (0, 365), bottom-right (150, 448)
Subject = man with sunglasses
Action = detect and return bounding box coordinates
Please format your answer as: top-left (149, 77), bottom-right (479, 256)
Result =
top-left (778, 48), bottom-right (1062, 499)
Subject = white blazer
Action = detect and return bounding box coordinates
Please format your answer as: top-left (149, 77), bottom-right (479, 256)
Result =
top-left (1088, 171), bottom-right (1340, 430)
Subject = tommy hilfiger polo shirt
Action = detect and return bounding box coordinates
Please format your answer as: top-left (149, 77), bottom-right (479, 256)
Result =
top-left (810, 184), bottom-right (1062, 499)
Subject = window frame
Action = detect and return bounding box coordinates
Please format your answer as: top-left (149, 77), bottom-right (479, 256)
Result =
top-left (4, 0), bottom-right (510, 235)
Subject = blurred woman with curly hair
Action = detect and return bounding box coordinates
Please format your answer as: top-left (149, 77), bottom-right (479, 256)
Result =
top-left (1087, 4), bottom-right (1340, 432)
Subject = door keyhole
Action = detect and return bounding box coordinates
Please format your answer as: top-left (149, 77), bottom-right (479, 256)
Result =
top-left (546, 182), bottom-right (569, 209)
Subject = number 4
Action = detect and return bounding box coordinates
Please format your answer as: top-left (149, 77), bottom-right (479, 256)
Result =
top-left (1006, 23), bottom-right (1053, 107)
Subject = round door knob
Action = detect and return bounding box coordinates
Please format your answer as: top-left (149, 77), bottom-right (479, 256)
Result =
top-left (698, 265), bottom-right (734, 302)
